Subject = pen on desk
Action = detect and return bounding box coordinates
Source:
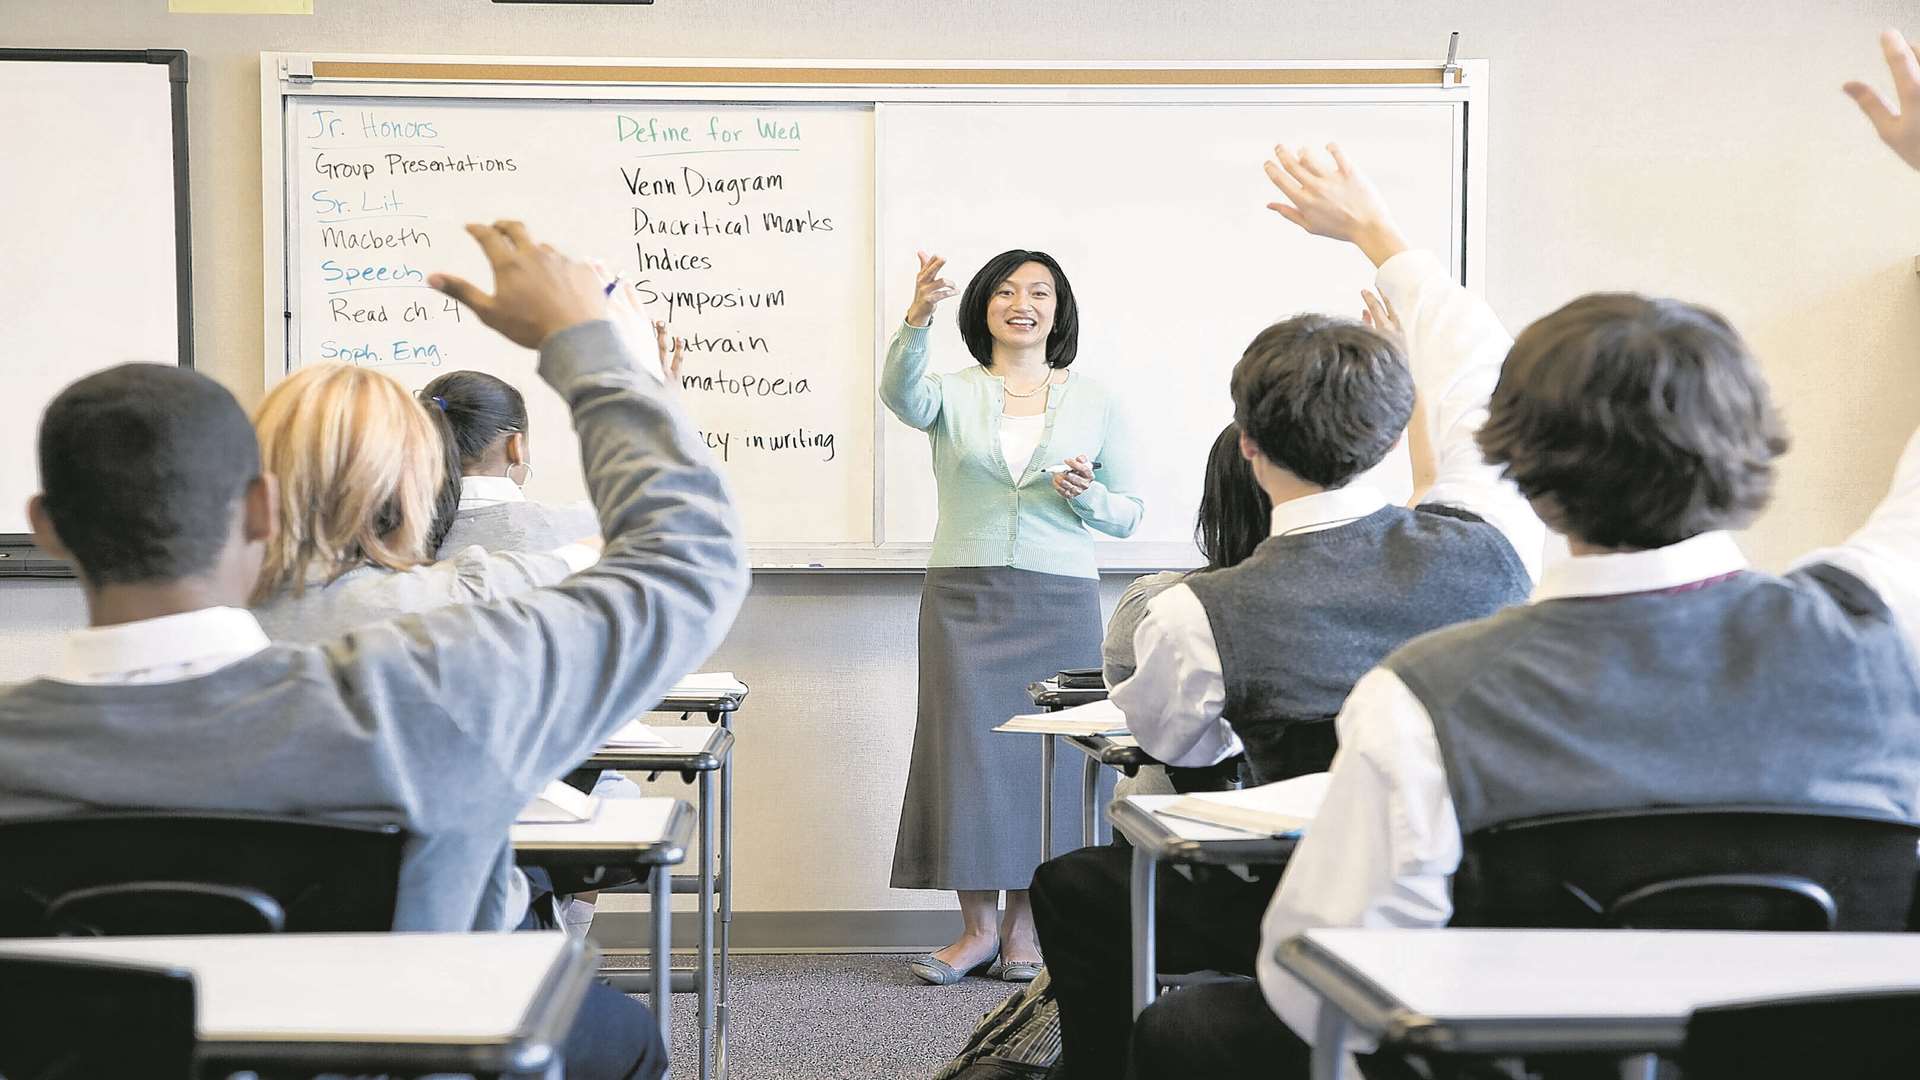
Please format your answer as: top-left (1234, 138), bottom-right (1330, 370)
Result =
top-left (1043, 461), bottom-right (1104, 474)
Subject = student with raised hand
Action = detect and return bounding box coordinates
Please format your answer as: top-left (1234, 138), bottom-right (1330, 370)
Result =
top-left (0, 220), bottom-right (748, 1080)
top-left (1029, 144), bottom-right (1544, 1080)
top-left (1125, 51), bottom-right (1920, 1077)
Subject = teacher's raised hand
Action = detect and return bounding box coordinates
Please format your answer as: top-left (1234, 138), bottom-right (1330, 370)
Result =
top-left (906, 251), bottom-right (958, 328)
top-left (1845, 29), bottom-right (1920, 172)
top-left (1263, 143), bottom-right (1409, 269)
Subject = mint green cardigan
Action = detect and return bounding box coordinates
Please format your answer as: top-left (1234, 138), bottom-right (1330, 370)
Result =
top-left (881, 322), bottom-right (1143, 579)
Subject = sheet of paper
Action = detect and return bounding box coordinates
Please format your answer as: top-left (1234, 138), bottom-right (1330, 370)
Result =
top-left (669, 671), bottom-right (748, 696)
top-left (1125, 795), bottom-right (1270, 842)
top-left (516, 781), bottom-right (599, 824)
top-left (1152, 772), bottom-right (1331, 836)
top-left (602, 719), bottom-right (673, 748)
top-left (995, 698), bottom-right (1128, 737)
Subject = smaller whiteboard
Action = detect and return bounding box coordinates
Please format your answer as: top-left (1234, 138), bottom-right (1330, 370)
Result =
top-left (0, 50), bottom-right (192, 557)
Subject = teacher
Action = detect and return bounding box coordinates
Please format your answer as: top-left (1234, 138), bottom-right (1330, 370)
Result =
top-left (883, 249), bottom-right (1143, 985)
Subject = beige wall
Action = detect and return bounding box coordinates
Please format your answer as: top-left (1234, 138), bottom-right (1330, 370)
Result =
top-left (3, 0), bottom-right (1918, 913)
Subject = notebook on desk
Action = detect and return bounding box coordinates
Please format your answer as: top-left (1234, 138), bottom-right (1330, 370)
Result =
top-left (1152, 772), bottom-right (1330, 837)
top-left (996, 698), bottom-right (1129, 737)
top-left (602, 719), bottom-right (673, 748)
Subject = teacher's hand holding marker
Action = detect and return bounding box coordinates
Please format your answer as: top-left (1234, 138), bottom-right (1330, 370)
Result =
top-left (907, 251), bottom-right (959, 326)
top-left (1050, 455), bottom-right (1098, 500)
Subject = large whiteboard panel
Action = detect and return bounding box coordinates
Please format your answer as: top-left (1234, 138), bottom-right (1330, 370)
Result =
top-left (878, 102), bottom-right (1461, 559)
top-left (1, 54), bottom-right (187, 541)
top-left (284, 99), bottom-right (875, 545)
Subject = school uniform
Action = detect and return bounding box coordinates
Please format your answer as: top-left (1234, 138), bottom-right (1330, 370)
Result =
top-left (1127, 403), bottom-right (1920, 1079)
top-left (437, 473), bottom-right (600, 557)
top-left (0, 321), bottom-right (750, 1080)
top-left (1032, 250), bottom-right (1546, 1080)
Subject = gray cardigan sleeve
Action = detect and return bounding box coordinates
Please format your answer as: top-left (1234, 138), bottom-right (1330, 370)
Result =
top-left (326, 319), bottom-right (750, 796)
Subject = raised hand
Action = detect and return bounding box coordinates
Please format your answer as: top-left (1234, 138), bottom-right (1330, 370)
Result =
top-left (1360, 288), bottom-right (1404, 348)
top-left (1844, 29), bottom-right (1920, 172)
top-left (652, 319), bottom-right (686, 392)
top-left (1051, 455), bottom-right (1095, 500)
top-left (430, 221), bottom-right (608, 349)
top-left (1263, 143), bottom-right (1409, 267)
top-left (906, 251), bottom-right (958, 327)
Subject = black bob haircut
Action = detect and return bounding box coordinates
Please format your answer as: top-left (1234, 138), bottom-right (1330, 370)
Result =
top-left (956, 249), bottom-right (1079, 369)
top-left (1476, 293), bottom-right (1788, 550)
top-left (37, 363), bottom-right (261, 585)
top-left (1230, 314), bottom-right (1415, 489)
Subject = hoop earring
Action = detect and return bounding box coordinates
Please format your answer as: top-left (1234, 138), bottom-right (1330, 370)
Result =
top-left (506, 461), bottom-right (533, 487)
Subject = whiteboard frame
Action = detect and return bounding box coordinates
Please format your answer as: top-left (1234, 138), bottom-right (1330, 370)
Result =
top-left (261, 52), bottom-right (1487, 572)
top-left (0, 48), bottom-right (193, 577)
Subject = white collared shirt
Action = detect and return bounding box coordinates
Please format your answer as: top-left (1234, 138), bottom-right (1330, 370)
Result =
top-left (457, 474), bottom-right (525, 511)
top-left (1109, 249), bottom-right (1547, 770)
top-left (52, 606), bottom-right (271, 685)
top-left (1259, 448), bottom-right (1920, 1053)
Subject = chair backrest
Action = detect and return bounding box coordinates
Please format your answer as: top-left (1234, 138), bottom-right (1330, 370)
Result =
top-left (1682, 990), bottom-right (1920, 1080)
top-left (0, 812), bottom-right (405, 937)
top-left (0, 955), bottom-right (196, 1079)
top-left (1450, 805), bottom-right (1920, 932)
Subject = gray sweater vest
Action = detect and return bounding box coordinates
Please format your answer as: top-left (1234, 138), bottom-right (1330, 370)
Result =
top-left (1185, 504), bottom-right (1531, 785)
top-left (1385, 564), bottom-right (1920, 835)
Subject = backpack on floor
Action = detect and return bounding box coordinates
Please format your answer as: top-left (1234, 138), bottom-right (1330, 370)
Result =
top-left (932, 969), bottom-right (1062, 1080)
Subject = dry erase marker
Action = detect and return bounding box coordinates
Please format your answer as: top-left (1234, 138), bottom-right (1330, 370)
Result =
top-left (1044, 461), bottom-right (1104, 474)
top-left (604, 277), bottom-right (621, 296)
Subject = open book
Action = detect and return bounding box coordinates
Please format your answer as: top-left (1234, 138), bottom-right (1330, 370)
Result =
top-left (1153, 772), bottom-right (1331, 837)
top-left (517, 780), bottom-right (601, 824)
top-left (995, 698), bottom-right (1128, 738)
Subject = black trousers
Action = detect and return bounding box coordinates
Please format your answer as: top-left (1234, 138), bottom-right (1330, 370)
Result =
top-left (1127, 979), bottom-right (1430, 1080)
top-left (565, 981), bottom-right (669, 1080)
top-left (1030, 844), bottom-right (1280, 1080)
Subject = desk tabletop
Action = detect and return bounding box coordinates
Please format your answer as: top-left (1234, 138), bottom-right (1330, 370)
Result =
top-left (653, 678), bottom-right (748, 715)
top-left (584, 723), bottom-right (734, 770)
top-left (513, 796), bottom-right (692, 865)
top-left (1108, 795), bottom-right (1297, 864)
top-left (1279, 928), bottom-right (1920, 1055)
top-left (1066, 732), bottom-right (1157, 769)
top-left (1026, 680), bottom-right (1110, 709)
top-left (0, 932), bottom-right (591, 1070)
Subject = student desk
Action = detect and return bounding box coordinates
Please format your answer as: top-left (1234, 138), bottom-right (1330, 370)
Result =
top-left (1107, 795), bottom-right (1297, 1018)
top-left (583, 723), bottom-right (734, 1080)
top-left (1026, 679), bottom-right (1150, 859)
top-left (1275, 928), bottom-right (1920, 1080)
top-left (513, 796), bottom-right (692, 1045)
top-left (0, 932), bottom-right (594, 1078)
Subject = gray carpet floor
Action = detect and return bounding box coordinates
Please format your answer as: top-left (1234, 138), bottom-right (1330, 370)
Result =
top-left (602, 952), bottom-right (1024, 1080)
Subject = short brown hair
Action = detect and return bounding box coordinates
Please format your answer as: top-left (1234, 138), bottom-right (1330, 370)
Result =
top-left (1476, 293), bottom-right (1789, 550)
top-left (1231, 315), bottom-right (1414, 489)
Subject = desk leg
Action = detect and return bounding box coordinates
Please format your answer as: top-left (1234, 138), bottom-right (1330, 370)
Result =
top-left (697, 768), bottom-right (716, 1080)
top-left (1311, 1003), bottom-right (1350, 1080)
top-left (715, 710), bottom-right (733, 1080)
top-left (1128, 847), bottom-right (1156, 1018)
top-left (1080, 756), bottom-right (1100, 850)
top-left (651, 859), bottom-right (672, 1045)
top-left (1040, 734), bottom-right (1056, 863)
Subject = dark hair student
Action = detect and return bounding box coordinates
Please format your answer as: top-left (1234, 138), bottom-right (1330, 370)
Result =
top-left (37, 363), bottom-right (263, 585)
top-left (957, 249), bottom-right (1080, 369)
top-left (1476, 293), bottom-right (1789, 551)
top-left (1195, 422), bottom-right (1272, 572)
top-left (1230, 314), bottom-right (1415, 491)
top-left (421, 370), bottom-right (530, 468)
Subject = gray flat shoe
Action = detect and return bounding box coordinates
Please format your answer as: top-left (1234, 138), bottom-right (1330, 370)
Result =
top-left (909, 951), bottom-right (998, 985)
top-left (1000, 960), bottom-right (1044, 983)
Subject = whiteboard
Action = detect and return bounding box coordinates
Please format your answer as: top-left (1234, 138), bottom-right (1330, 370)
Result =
top-left (0, 51), bottom-right (190, 547)
top-left (282, 98), bottom-right (875, 545)
top-left (264, 55), bottom-right (1485, 569)
top-left (878, 102), bottom-right (1462, 555)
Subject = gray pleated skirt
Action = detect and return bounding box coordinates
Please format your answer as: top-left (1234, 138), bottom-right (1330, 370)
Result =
top-left (890, 566), bottom-right (1110, 892)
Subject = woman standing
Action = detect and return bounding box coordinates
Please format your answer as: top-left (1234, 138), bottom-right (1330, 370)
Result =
top-left (884, 249), bottom-right (1142, 984)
